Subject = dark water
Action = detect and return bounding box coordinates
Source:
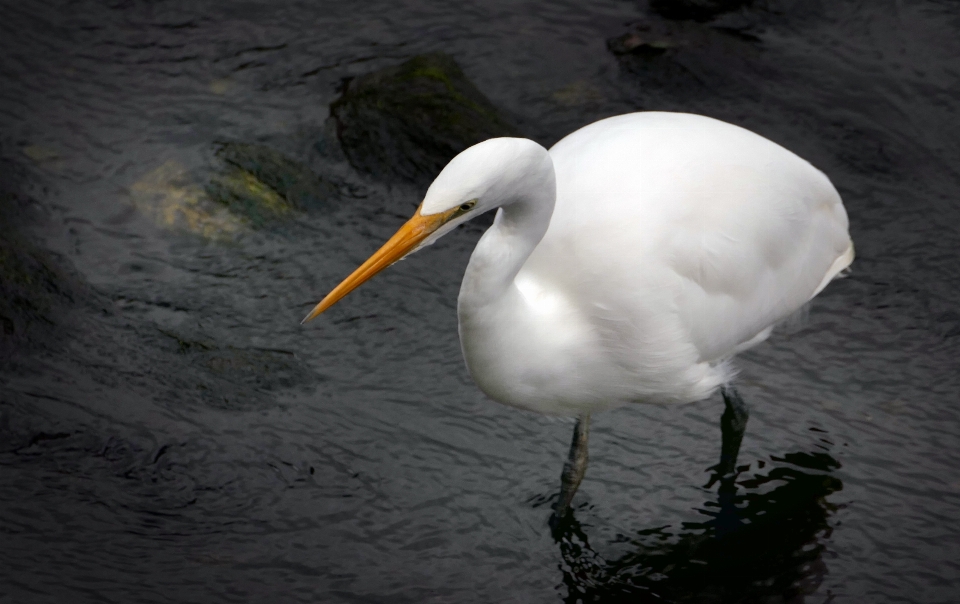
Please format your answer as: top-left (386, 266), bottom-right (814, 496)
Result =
top-left (2, 1), bottom-right (959, 602)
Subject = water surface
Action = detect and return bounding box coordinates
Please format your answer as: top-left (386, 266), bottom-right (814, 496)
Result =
top-left (1, 1), bottom-right (959, 602)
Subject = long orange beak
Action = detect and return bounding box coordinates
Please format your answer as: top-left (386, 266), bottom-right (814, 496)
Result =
top-left (301, 205), bottom-right (454, 323)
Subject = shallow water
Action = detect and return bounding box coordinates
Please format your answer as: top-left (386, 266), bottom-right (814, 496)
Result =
top-left (1, 0), bottom-right (959, 602)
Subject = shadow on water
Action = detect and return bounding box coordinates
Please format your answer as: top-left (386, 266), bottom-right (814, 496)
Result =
top-left (552, 452), bottom-right (842, 604)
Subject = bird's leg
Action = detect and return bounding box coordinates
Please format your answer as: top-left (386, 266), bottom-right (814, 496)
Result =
top-left (720, 386), bottom-right (750, 474)
top-left (707, 386), bottom-right (750, 489)
top-left (552, 414), bottom-right (590, 523)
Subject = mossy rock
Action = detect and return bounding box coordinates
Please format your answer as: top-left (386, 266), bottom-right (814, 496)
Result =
top-left (208, 142), bottom-right (336, 228)
top-left (213, 142), bottom-right (336, 210)
top-left (130, 160), bottom-right (245, 240)
top-left (131, 145), bottom-right (335, 239)
top-left (330, 53), bottom-right (519, 184)
top-left (650, 0), bottom-right (752, 22)
top-left (206, 168), bottom-right (292, 229)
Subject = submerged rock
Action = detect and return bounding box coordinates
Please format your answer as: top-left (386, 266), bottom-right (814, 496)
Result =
top-left (607, 28), bottom-right (684, 58)
top-left (130, 159), bottom-right (244, 240)
top-left (155, 326), bottom-right (308, 409)
top-left (130, 144), bottom-right (335, 238)
top-left (650, 0), bottom-right (753, 22)
top-left (607, 16), bottom-right (761, 94)
top-left (0, 215), bottom-right (68, 343)
top-left (330, 52), bottom-right (518, 184)
top-left (206, 168), bottom-right (292, 228)
top-left (211, 142), bottom-right (336, 214)
top-left (0, 189), bottom-right (89, 356)
top-left (551, 81), bottom-right (606, 107)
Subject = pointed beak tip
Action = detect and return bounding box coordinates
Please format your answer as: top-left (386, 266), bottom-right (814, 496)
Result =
top-left (301, 303), bottom-right (325, 325)
top-left (301, 308), bottom-right (321, 325)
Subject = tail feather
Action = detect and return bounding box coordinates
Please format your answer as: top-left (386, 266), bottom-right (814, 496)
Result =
top-left (812, 240), bottom-right (855, 297)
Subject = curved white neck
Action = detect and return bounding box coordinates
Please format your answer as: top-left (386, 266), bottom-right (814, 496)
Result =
top-left (457, 167), bottom-right (556, 310)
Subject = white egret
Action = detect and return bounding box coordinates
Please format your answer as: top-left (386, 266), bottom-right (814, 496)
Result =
top-left (303, 112), bottom-right (853, 519)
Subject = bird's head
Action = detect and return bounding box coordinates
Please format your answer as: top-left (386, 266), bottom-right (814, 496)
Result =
top-left (301, 137), bottom-right (549, 323)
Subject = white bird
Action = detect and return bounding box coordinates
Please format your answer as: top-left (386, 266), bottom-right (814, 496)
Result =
top-left (303, 112), bottom-right (854, 519)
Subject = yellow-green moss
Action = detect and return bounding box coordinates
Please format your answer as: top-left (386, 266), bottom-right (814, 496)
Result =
top-left (129, 160), bottom-right (245, 240)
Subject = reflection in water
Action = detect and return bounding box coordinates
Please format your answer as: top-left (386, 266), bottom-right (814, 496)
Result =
top-left (553, 452), bottom-right (842, 603)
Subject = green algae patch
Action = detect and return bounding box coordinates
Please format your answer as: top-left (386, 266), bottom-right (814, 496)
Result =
top-left (206, 167), bottom-right (292, 229)
top-left (330, 52), bottom-right (519, 184)
top-left (207, 142), bottom-right (336, 229)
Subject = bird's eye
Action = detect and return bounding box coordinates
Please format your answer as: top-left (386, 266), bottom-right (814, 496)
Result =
top-left (459, 200), bottom-right (477, 213)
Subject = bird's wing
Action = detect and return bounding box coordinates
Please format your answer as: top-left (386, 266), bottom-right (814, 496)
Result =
top-left (532, 112), bottom-right (852, 368)
top-left (658, 158), bottom-right (852, 362)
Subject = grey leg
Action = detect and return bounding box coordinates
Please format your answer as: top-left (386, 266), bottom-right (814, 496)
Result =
top-left (717, 385), bottom-right (750, 479)
top-left (705, 386), bottom-right (750, 489)
top-left (552, 414), bottom-right (590, 521)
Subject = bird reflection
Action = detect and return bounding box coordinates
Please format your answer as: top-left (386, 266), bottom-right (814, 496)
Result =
top-left (550, 450), bottom-right (842, 604)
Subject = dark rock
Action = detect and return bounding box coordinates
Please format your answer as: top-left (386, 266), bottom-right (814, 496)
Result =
top-left (650, 0), bottom-right (753, 22)
top-left (606, 16), bottom-right (764, 98)
top-left (329, 53), bottom-right (519, 185)
top-left (607, 30), bottom-right (684, 58)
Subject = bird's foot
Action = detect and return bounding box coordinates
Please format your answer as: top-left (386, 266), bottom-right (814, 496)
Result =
top-left (548, 509), bottom-right (568, 535)
top-left (548, 503), bottom-right (581, 540)
top-left (703, 460), bottom-right (748, 490)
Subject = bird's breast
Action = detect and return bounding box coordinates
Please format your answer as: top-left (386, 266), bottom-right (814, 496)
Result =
top-left (457, 277), bottom-right (624, 416)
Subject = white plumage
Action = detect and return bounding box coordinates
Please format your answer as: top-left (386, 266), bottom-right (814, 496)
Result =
top-left (303, 111), bottom-right (853, 514)
top-left (440, 112), bottom-right (853, 416)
